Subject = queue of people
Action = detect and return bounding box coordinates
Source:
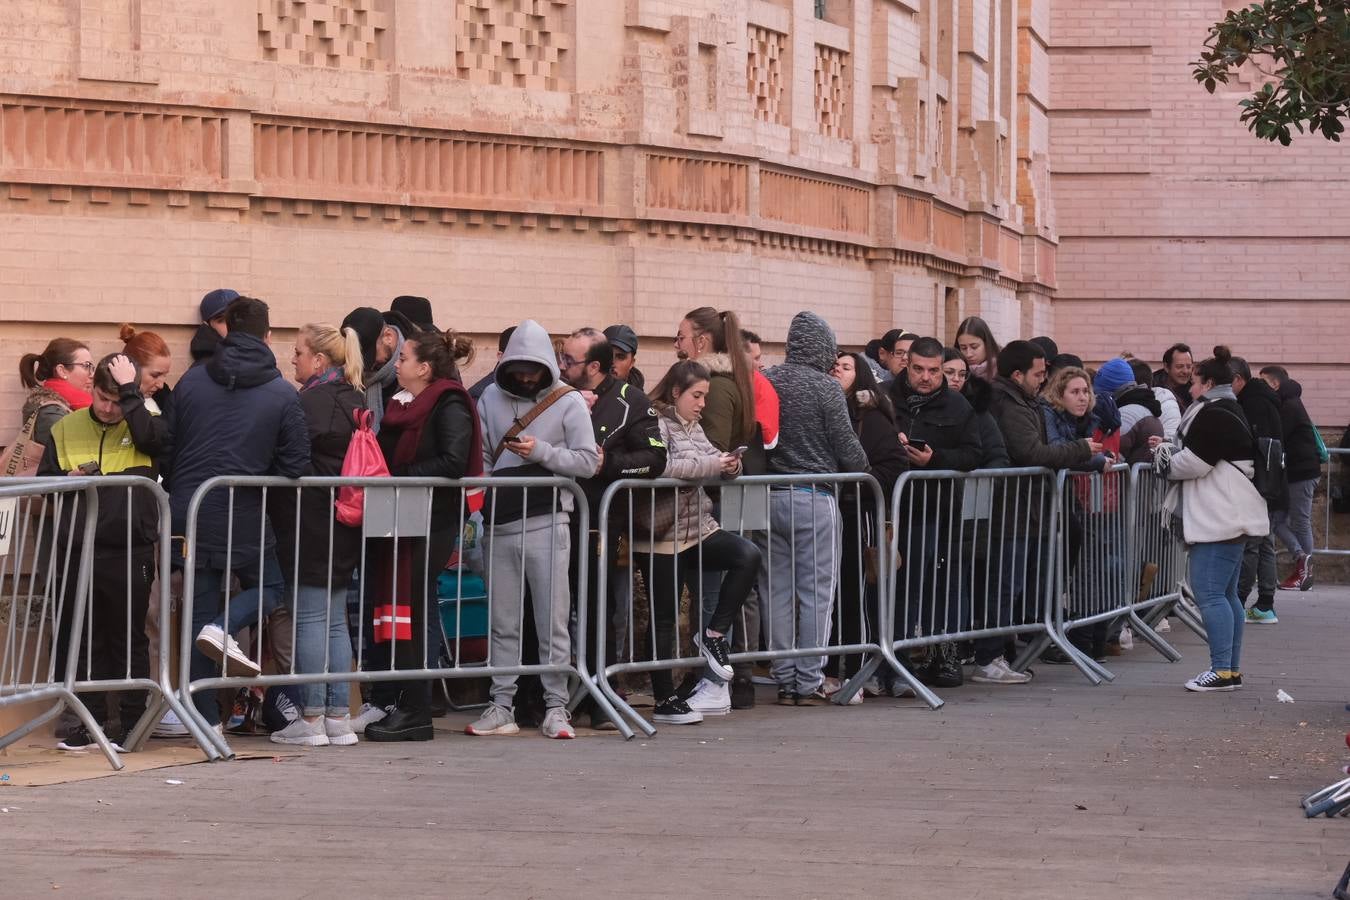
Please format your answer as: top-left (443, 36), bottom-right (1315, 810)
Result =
top-left (13, 291), bottom-right (1333, 753)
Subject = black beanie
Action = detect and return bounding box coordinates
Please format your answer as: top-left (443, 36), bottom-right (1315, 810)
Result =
top-left (341, 307), bottom-right (384, 370)
top-left (1030, 336), bottom-right (1059, 360)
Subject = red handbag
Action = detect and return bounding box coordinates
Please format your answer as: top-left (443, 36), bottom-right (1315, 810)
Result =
top-left (335, 409), bottom-right (390, 526)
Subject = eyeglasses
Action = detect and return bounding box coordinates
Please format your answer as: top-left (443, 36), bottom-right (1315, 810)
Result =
top-left (69, 361), bottom-right (94, 373)
top-left (559, 354), bottom-right (583, 370)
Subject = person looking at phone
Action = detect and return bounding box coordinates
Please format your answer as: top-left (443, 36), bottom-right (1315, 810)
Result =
top-left (888, 337), bottom-right (982, 472)
top-left (468, 320), bottom-right (599, 741)
top-left (887, 337), bottom-right (983, 688)
top-left (989, 340), bottom-right (1097, 470)
top-left (629, 360), bottom-right (761, 725)
top-left (40, 352), bottom-right (169, 751)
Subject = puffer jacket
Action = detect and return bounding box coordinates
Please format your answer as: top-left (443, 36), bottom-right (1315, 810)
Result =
top-left (631, 407), bottom-right (735, 553)
top-left (1276, 379), bottom-right (1321, 483)
top-left (699, 352), bottom-right (753, 453)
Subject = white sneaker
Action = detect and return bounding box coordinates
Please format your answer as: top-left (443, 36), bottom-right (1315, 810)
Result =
top-left (270, 717), bottom-right (330, 747)
top-left (1156, 617), bottom-right (1171, 633)
top-left (325, 715), bottom-right (358, 746)
top-left (540, 706), bottom-right (575, 740)
top-left (465, 704), bottom-right (520, 736)
top-left (862, 677), bottom-right (886, 698)
top-left (889, 681), bottom-right (917, 699)
top-left (823, 676), bottom-right (863, 705)
top-left (194, 624), bottom-right (261, 677)
top-left (685, 678), bottom-right (731, 716)
top-left (151, 708), bottom-right (190, 739)
top-left (349, 703), bottom-right (390, 735)
top-left (970, 657), bottom-right (1032, 685)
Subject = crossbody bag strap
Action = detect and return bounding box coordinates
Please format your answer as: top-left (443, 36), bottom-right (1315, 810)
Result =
top-left (490, 385), bottom-right (575, 466)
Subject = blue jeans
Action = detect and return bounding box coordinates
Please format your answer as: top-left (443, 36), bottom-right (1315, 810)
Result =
top-left (1188, 541), bottom-right (1245, 672)
top-left (189, 551), bottom-right (286, 725)
top-left (294, 584), bottom-right (352, 717)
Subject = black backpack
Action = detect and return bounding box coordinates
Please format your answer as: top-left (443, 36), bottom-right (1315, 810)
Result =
top-left (1217, 406), bottom-right (1286, 503)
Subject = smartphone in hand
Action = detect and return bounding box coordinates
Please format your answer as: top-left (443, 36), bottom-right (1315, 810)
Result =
top-left (906, 438), bottom-right (930, 452)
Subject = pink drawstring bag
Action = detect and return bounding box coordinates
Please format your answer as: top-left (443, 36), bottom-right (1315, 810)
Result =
top-left (335, 408), bottom-right (389, 526)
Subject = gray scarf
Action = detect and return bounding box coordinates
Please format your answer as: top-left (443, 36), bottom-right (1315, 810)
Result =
top-left (364, 326), bottom-right (403, 432)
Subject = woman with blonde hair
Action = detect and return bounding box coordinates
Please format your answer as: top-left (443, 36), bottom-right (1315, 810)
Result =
top-left (267, 323), bottom-right (367, 746)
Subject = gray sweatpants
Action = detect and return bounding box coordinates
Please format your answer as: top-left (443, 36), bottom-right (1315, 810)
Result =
top-left (756, 488), bottom-right (841, 695)
top-left (484, 520), bottom-right (572, 709)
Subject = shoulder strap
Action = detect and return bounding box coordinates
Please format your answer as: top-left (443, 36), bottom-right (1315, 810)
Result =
top-left (491, 384), bottom-right (575, 466)
top-left (3, 409), bottom-right (44, 477)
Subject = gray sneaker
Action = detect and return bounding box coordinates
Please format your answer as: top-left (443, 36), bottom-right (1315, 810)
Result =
top-left (540, 706), bottom-right (575, 740)
top-left (324, 715), bottom-right (358, 746)
top-left (349, 703), bottom-right (390, 734)
top-left (270, 717), bottom-right (329, 747)
top-left (970, 658), bottom-right (1032, 685)
top-left (465, 704), bottom-right (520, 736)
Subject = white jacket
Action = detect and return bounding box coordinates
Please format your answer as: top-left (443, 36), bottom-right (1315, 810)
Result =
top-left (1155, 391), bottom-right (1269, 545)
top-left (1151, 387), bottom-right (1181, 441)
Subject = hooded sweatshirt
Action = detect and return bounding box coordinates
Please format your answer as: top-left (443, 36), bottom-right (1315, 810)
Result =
top-left (1276, 378), bottom-right (1321, 482)
top-left (763, 312), bottom-right (867, 476)
top-left (477, 319), bottom-right (600, 531)
top-left (168, 331), bottom-right (310, 567)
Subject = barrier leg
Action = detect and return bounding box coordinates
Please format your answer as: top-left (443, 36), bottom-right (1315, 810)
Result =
top-left (877, 645), bottom-right (943, 709)
top-left (121, 695), bottom-right (163, 753)
top-left (1042, 629), bottom-right (1105, 686)
top-left (61, 688), bottom-right (124, 770)
top-left (595, 669), bottom-right (656, 736)
top-left (574, 663), bottom-right (636, 740)
top-left (1126, 610), bottom-right (1182, 662)
top-left (0, 699), bottom-right (66, 752)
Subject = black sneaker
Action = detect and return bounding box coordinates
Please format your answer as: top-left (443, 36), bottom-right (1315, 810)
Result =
top-left (57, 726), bottom-right (126, 753)
top-left (776, 687), bottom-right (797, 706)
top-left (652, 697), bottom-right (703, 725)
top-left (730, 676), bottom-right (756, 709)
top-left (1184, 670), bottom-right (1239, 693)
top-left (1040, 646), bottom-right (1074, 665)
top-left (696, 633), bottom-right (733, 681)
top-left (919, 644), bottom-right (963, 688)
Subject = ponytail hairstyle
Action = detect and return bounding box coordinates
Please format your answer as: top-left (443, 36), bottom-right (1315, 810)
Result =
top-left (648, 359), bottom-right (712, 410)
top-left (298, 323), bottom-right (366, 391)
top-left (19, 337), bottom-right (89, 389)
top-left (1193, 345), bottom-right (1235, 388)
top-left (118, 324), bottom-right (170, 369)
top-left (683, 306), bottom-right (756, 440)
top-left (406, 329), bottom-right (476, 383)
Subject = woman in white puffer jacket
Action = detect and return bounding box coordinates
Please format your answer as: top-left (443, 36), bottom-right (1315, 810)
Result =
top-left (1151, 346), bottom-right (1269, 694)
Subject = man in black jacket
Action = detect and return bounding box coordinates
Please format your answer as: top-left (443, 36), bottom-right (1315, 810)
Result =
top-left (1262, 365), bottom-right (1321, 591)
top-left (171, 298), bottom-right (310, 731)
top-left (1231, 357), bottom-right (1285, 621)
top-left (560, 327), bottom-right (667, 727)
top-left (888, 337), bottom-right (983, 688)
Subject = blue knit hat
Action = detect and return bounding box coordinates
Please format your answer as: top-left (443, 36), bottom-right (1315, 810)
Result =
top-left (1094, 357), bottom-right (1135, 394)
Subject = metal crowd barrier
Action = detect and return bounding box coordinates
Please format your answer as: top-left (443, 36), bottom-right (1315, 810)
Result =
top-left (592, 472), bottom-right (904, 736)
top-left (877, 466), bottom-right (1083, 706)
top-left (0, 476), bottom-right (216, 769)
top-left (178, 475), bottom-right (631, 757)
top-left (1314, 446), bottom-right (1350, 559)
top-left (1048, 465), bottom-right (1185, 679)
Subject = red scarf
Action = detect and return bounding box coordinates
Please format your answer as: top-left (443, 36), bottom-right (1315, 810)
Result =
top-left (382, 378), bottom-right (484, 506)
top-left (45, 377), bottom-right (91, 410)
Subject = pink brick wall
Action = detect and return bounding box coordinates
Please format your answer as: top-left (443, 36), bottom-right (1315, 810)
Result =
top-left (1050, 0), bottom-right (1350, 426)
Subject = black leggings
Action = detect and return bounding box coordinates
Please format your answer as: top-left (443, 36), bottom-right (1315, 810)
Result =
top-left (636, 530), bottom-right (761, 701)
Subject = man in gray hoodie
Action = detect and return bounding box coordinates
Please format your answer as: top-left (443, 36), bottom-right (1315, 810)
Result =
top-left (467, 320), bottom-right (600, 740)
top-left (760, 312), bottom-right (869, 704)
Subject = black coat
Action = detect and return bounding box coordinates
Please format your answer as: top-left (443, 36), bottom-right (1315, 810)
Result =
top-left (376, 388), bottom-right (476, 530)
top-left (1238, 377), bottom-right (1283, 442)
top-left (270, 380), bottom-right (364, 587)
top-left (963, 377), bottom-right (1010, 469)
top-left (578, 375), bottom-right (667, 516)
top-left (1276, 379), bottom-right (1322, 483)
top-left (168, 332), bottom-right (310, 568)
top-left (850, 392), bottom-right (907, 501)
top-left (888, 373), bottom-right (982, 473)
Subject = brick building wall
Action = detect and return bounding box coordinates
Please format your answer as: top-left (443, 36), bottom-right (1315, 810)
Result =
top-left (1050, 0), bottom-right (1350, 426)
top-left (0, 0), bottom-right (1054, 424)
top-left (0, 2), bottom-right (1340, 429)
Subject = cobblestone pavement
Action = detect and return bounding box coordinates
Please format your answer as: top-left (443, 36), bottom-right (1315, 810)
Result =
top-left (4, 589), bottom-right (1348, 899)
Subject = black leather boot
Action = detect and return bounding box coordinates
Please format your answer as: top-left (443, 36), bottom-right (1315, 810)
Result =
top-left (365, 706), bottom-right (433, 742)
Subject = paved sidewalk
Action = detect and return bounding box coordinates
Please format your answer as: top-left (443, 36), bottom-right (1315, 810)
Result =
top-left (4, 589), bottom-right (1348, 899)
